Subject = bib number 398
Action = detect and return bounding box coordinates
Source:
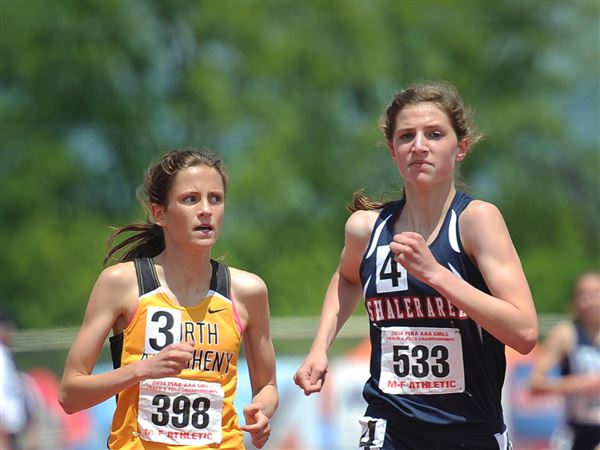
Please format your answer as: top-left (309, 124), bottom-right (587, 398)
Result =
top-left (138, 378), bottom-right (223, 445)
top-left (151, 394), bottom-right (210, 429)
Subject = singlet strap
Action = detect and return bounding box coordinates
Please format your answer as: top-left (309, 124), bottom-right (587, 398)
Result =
top-left (210, 260), bottom-right (244, 334)
top-left (134, 257), bottom-right (161, 295)
top-left (109, 333), bottom-right (123, 370)
top-left (111, 258), bottom-right (159, 372)
top-left (210, 259), bottom-right (231, 298)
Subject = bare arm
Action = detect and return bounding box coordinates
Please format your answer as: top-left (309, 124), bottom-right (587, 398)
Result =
top-left (231, 269), bottom-right (278, 449)
top-left (391, 201), bottom-right (538, 354)
top-left (59, 263), bottom-right (194, 413)
top-left (293, 210), bottom-right (376, 395)
top-left (530, 321), bottom-right (600, 395)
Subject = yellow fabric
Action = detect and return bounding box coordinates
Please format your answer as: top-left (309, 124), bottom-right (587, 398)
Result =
top-left (108, 286), bottom-right (244, 450)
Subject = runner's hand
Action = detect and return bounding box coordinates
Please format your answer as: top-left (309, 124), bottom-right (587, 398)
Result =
top-left (390, 231), bottom-right (439, 283)
top-left (137, 341), bottom-right (195, 379)
top-left (241, 403), bottom-right (271, 449)
top-left (293, 351), bottom-right (328, 395)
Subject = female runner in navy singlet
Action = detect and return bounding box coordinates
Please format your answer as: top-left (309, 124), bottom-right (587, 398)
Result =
top-left (531, 271), bottom-right (600, 450)
top-left (294, 81), bottom-right (538, 450)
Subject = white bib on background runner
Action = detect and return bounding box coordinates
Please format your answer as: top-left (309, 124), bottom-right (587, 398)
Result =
top-left (379, 326), bottom-right (465, 395)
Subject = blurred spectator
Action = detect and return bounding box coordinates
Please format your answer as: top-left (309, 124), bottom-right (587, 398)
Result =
top-left (0, 307), bottom-right (29, 450)
top-left (530, 271), bottom-right (600, 450)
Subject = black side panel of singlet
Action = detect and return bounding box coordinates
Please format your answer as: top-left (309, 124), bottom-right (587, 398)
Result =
top-left (109, 258), bottom-right (159, 370)
top-left (210, 259), bottom-right (231, 299)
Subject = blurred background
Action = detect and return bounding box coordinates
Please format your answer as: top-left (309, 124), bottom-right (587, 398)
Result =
top-left (1, 1), bottom-right (598, 449)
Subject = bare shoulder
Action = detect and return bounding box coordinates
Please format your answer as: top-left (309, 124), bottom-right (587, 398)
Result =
top-left (460, 200), bottom-right (510, 251)
top-left (345, 209), bottom-right (379, 247)
top-left (96, 261), bottom-right (138, 293)
top-left (461, 200), bottom-right (504, 225)
top-left (229, 266), bottom-right (268, 301)
top-left (90, 261), bottom-right (139, 316)
top-left (228, 267), bottom-right (269, 328)
top-left (79, 261), bottom-right (139, 335)
top-left (536, 320), bottom-right (576, 359)
top-left (546, 320), bottom-right (576, 346)
top-left (338, 209), bottom-right (379, 282)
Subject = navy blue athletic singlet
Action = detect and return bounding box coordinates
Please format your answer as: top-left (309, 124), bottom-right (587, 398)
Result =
top-left (561, 320), bottom-right (600, 450)
top-left (359, 192), bottom-right (506, 436)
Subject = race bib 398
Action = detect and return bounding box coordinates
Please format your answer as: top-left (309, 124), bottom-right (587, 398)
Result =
top-left (138, 377), bottom-right (224, 446)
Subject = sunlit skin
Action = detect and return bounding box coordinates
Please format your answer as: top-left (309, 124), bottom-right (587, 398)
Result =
top-left (530, 272), bottom-right (600, 398)
top-left (385, 104), bottom-right (536, 356)
top-left (387, 102), bottom-right (468, 194)
top-left (152, 165), bottom-right (225, 252)
top-left (294, 98), bottom-right (538, 400)
top-left (58, 161), bottom-right (278, 449)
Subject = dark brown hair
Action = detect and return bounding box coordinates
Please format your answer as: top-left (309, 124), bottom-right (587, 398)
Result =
top-left (381, 81), bottom-right (481, 144)
top-left (103, 149), bottom-right (228, 265)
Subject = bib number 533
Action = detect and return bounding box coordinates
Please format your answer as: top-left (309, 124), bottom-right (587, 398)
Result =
top-left (393, 344), bottom-right (450, 378)
top-left (379, 326), bottom-right (465, 395)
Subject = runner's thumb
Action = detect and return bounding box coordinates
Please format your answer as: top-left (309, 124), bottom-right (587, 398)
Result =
top-left (243, 403), bottom-right (260, 424)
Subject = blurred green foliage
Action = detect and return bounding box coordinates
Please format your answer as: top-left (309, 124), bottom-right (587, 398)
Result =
top-left (1, 0), bottom-right (598, 328)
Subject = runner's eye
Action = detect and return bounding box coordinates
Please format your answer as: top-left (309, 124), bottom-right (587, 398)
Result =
top-left (397, 132), bottom-right (414, 142)
top-left (182, 195), bottom-right (198, 205)
top-left (209, 194), bottom-right (223, 205)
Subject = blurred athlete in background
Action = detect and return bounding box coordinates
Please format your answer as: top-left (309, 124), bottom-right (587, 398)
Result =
top-left (531, 271), bottom-right (600, 450)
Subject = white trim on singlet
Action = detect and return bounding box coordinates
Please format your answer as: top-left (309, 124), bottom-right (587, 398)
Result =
top-left (363, 274), bottom-right (372, 297)
top-left (448, 209), bottom-right (460, 253)
top-left (447, 263), bottom-right (461, 278)
top-left (140, 287), bottom-right (163, 300)
top-left (365, 213), bottom-right (394, 259)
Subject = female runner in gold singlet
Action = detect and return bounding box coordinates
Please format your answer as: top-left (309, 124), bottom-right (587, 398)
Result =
top-left (59, 149), bottom-right (278, 449)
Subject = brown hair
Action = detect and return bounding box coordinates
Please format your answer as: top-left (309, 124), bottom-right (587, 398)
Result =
top-left (103, 149), bottom-right (228, 265)
top-left (350, 81), bottom-right (481, 212)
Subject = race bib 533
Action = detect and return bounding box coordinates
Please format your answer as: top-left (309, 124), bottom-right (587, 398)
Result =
top-left (379, 326), bottom-right (465, 395)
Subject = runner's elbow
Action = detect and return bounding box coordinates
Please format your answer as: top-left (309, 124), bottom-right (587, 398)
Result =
top-left (58, 385), bottom-right (80, 415)
top-left (513, 326), bottom-right (538, 355)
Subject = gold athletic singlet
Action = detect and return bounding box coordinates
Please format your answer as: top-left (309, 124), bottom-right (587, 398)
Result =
top-left (108, 258), bottom-right (245, 450)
